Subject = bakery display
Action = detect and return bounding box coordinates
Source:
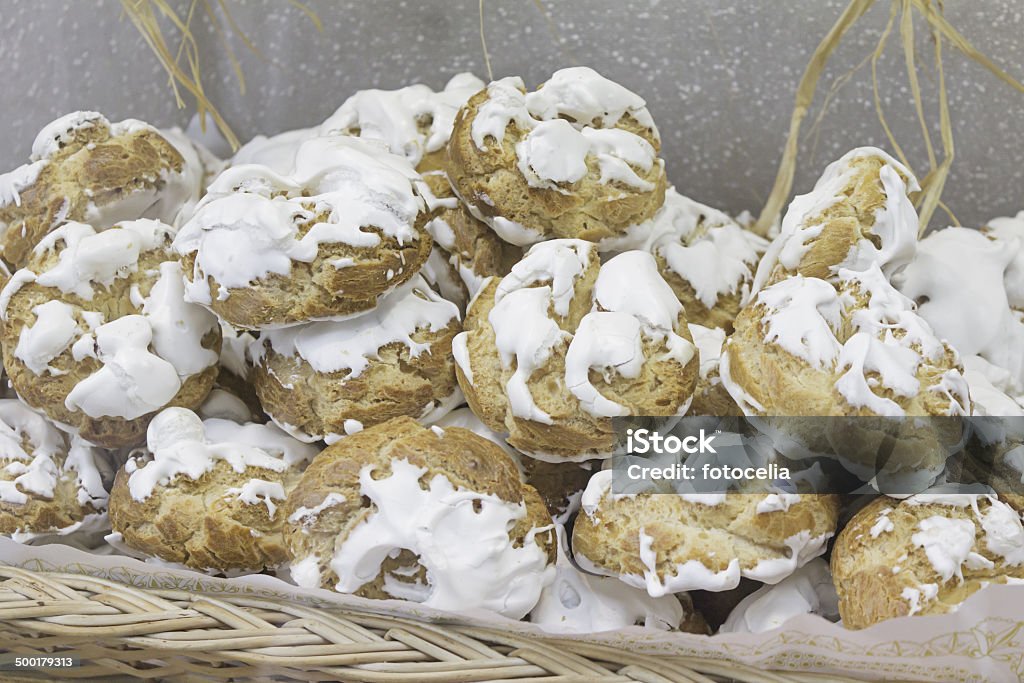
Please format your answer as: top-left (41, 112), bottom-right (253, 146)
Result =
top-left (0, 219), bottom-right (221, 447)
top-left (0, 60), bottom-right (1020, 639)
top-left (108, 407), bottom-right (319, 572)
top-left (281, 417), bottom-right (555, 618)
top-left (454, 239), bottom-right (699, 460)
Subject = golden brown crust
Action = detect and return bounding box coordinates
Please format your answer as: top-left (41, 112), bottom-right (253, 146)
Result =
top-left (446, 86), bottom-right (666, 244)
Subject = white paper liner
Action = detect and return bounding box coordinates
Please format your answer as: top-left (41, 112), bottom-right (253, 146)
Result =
top-left (0, 536), bottom-right (1021, 682)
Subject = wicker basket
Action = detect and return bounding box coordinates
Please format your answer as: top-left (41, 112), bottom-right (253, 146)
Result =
top-left (0, 565), bottom-right (882, 683)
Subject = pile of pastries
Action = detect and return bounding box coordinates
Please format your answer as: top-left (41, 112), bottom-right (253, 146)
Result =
top-left (0, 66), bottom-right (1022, 634)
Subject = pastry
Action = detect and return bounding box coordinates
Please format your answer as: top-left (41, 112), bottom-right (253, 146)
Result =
top-left (573, 469), bottom-right (840, 595)
top-left (0, 399), bottom-right (109, 540)
top-left (689, 324), bottom-right (741, 416)
top-left (250, 274), bottom-right (461, 442)
top-left (530, 525), bottom-right (708, 634)
top-left (0, 112), bottom-right (205, 268)
top-left (0, 219), bottom-right (221, 447)
top-left (321, 72), bottom-right (485, 173)
top-left (453, 239), bottom-right (698, 460)
top-left (447, 67), bottom-right (666, 246)
top-left (832, 493), bottom-right (1024, 629)
top-left (750, 147), bottom-right (919, 295)
top-left (719, 557), bottom-right (839, 633)
top-left (173, 135), bottom-right (431, 328)
top-left (281, 417), bottom-right (556, 618)
top-left (108, 407), bottom-right (319, 572)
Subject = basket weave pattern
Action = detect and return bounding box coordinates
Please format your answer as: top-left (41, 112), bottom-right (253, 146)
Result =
top-left (0, 566), bottom-right (877, 682)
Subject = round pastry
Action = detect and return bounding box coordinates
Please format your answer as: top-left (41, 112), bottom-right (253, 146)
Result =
top-left (173, 135), bottom-right (432, 328)
top-left (750, 147), bottom-right (920, 295)
top-left (419, 169), bottom-right (521, 310)
top-left (832, 493), bottom-right (1024, 629)
top-left (108, 407), bottom-right (319, 572)
top-left (894, 223), bottom-right (1024, 396)
top-left (453, 239), bottom-right (698, 460)
top-left (689, 324), bottom-right (741, 416)
top-left (0, 111), bottom-right (205, 268)
top-left (281, 416), bottom-right (556, 618)
top-left (721, 264), bottom-right (970, 418)
top-left (0, 399), bottom-right (109, 540)
top-left (251, 274), bottom-right (461, 442)
top-left (0, 219), bottom-right (221, 447)
top-left (572, 470), bottom-right (840, 595)
top-left (320, 72), bottom-right (485, 173)
top-left (719, 557), bottom-right (839, 633)
top-left (640, 188), bottom-right (768, 331)
top-left (530, 525), bottom-right (708, 634)
top-left (446, 66), bottom-right (667, 246)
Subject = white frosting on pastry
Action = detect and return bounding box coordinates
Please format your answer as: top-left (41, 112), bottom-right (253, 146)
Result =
top-left (322, 456), bottom-right (553, 618)
top-left (895, 225), bottom-right (1024, 394)
top-left (756, 275), bottom-right (843, 370)
top-left (224, 478), bottom-right (286, 516)
top-left (253, 275), bottom-right (458, 377)
top-left (0, 112), bottom-right (201, 239)
top-left (0, 400), bottom-right (106, 511)
top-left (531, 525), bottom-right (683, 633)
top-left (173, 135), bottom-right (424, 306)
top-left (126, 408), bottom-right (317, 502)
top-left (523, 66), bottom-right (658, 134)
top-left (912, 516), bottom-right (993, 581)
top-left (321, 72), bottom-right (484, 167)
top-left (720, 558), bottom-right (839, 633)
top-left (232, 127), bottom-right (319, 175)
top-left (689, 323), bottom-right (726, 381)
top-left (751, 147), bottom-right (920, 295)
top-left (0, 221), bottom-right (219, 421)
top-left (197, 388), bottom-right (255, 423)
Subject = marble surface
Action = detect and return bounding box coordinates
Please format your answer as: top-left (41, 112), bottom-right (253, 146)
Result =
top-left (1, 0), bottom-right (1021, 227)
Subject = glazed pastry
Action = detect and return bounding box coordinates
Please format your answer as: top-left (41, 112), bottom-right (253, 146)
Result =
top-left (250, 275), bottom-right (461, 442)
top-left (688, 324), bottom-right (741, 416)
top-left (108, 407), bottom-right (319, 572)
top-left (0, 220), bottom-right (221, 447)
top-left (203, 321), bottom-right (264, 423)
top-left (447, 67), bottom-right (666, 246)
top-left (530, 525), bottom-right (708, 634)
top-left (832, 493), bottom-right (1024, 629)
top-left (0, 112), bottom-right (205, 267)
top-left (453, 239), bottom-right (698, 460)
top-left (173, 135), bottom-right (431, 328)
top-left (282, 417), bottom-right (556, 618)
top-left (573, 470), bottom-right (840, 595)
top-left (719, 557), bottom-right (839, 633)
top-left (0, 399), bottom-right (109, 541)
top-left (750, 147), bottom-right (919, 295)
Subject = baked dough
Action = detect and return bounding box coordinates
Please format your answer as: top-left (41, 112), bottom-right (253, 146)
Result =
top-left (0, 219), bottom-right (221, 447)
top-left (0, 112), bottom-right (204, 267)
top-left (447, 67), bottom-right (666, 246)
top-left (453, 239), bottom-right (698, 460)
top-left (282, 416), bottom-right (555, 618)
top-left (108, 407), bottom-right (319, 572)
top-left (250, 274), bottom-right (461, 442)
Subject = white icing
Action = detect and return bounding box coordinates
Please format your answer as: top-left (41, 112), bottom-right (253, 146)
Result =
top-left (224, 479), bottom-right (286, 517)
top-left (870, 508), bottom-right (895, 538)
top-left (756, 493), bottom-right (802, 514)
top-left (14, 300), bottom-right (80, 375)
top-left (326, 457), bottom-right (553, 618)
top-left (321, 72), bottom-right (484, 167)
top-left (287, 492), bottom-right (347, 528)
top-left (756, 275), bottom-right (843, 370)
top-left (197, 388), bottom-right (254, 423)
top-left (689, 324), bottom-right (726, 381)
top-left (902, 583), bottom-right (939, 616)
top-left (126, 408), bottom-right (318, 501)
top-left (911, 516), bottom-right (990, 582)
top-left (173, 135), bottom-right (424, 305)
top-left (253, 275), bottom-right (458, 377)
top-left (720, 558), bottom-right (839, 633)
top-left (231, 127), bottom-right (318, 175)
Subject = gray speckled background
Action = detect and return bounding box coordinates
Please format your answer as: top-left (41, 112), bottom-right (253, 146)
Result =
top-left (1, 0), bottom-right (1021, 227)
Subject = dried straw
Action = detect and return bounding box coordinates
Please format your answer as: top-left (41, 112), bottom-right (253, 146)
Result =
top-left (752, 0), bottom-right (1024, 238)
top-left (120, 0), bottom-right (320, 152)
